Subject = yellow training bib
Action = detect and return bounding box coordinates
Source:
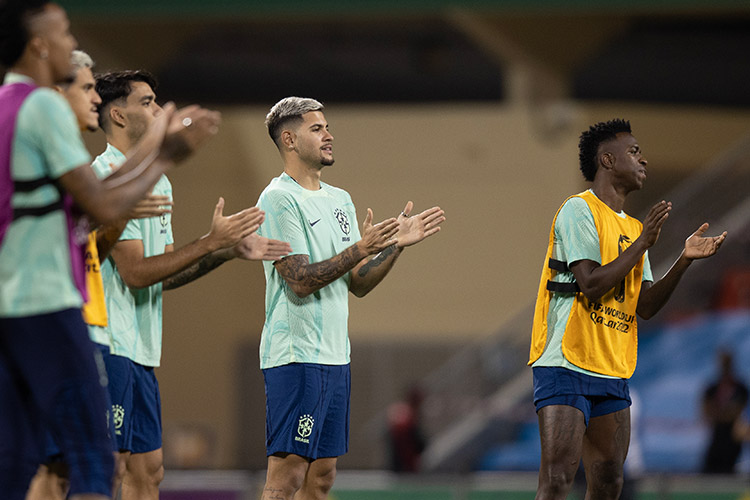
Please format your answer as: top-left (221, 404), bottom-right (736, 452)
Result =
top-left (81, 231), bottom-right (108, 327)
top-left (529, 190), bottom-right (644, 378)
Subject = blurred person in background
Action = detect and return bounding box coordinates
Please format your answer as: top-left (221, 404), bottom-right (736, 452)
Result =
top-left (701, 349), bottom-right (748, 474)
top-left (387, 385), bottom-right (426, 473)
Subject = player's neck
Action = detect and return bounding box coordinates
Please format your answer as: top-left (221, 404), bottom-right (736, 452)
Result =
top-left (108, 134), bottom-right (133, 159)
top-left (285, 163), bottom-right (322, 191)
top-left (591, 182), bottom-right (627, 213)
top-left (9, 60), bottom-right (54, 88)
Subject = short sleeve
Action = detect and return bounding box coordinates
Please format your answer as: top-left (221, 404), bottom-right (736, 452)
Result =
top-left (642, 250), bottom-right (653, 282)
top-left (119, 218), bottom-right (143, 242)
top-left (554, 197), bottom-right (601, 266)
top-left (344, 192), bottom-right (361, 244)
top-left (23, 89), bottom-right (90, 178)
top-left (90, 156), bottom-right (112, 179)
top-left (259, 190), bottom-right (308, 256)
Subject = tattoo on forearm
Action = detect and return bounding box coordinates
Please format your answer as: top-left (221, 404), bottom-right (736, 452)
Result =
top-left (163, 254), bottom-right (226, 290)
top-left (358, 244), bottom-right (396, 277)
top-left (279, 244), bottom-right (365, 294)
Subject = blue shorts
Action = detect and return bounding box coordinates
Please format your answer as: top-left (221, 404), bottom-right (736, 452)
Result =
top-left (44, 343), bottom-right (117, 461)
top-left (105, 353), bottom-right (162, 454)
top-left (0, 309), bottom-right (114, 498)
top-left (263, 363), bottom-right (350, 460)
top-left (533, 366), bottom-right (631, 426)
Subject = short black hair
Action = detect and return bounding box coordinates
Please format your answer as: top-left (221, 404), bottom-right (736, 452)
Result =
top-left (578, 119), bottom-right (631, 182)
top-left (0, 0), bottom-right (49, 67)
top-left (95, 70), bottom-right (158, 132)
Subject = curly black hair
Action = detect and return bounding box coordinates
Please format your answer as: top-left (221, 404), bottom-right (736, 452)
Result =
top-left (578, 119), bottom-right (631, 182)
top-left (95, 70), bottom-right (158, 132)
top-left (0, 0), bottom-right (49, 67)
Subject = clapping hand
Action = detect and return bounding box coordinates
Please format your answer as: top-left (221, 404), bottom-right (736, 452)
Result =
top-left (639, 200), bottom-right (671, 249)
top-left (205, 197), bottom-right (265, 252)
top-left (161, 103), bottom-right (222, 164)
top-left (359, 209), bottom-right (399, 254)
top-left (396, 201), bottom-right (445, 248)
top-left (233, 233), bottom-right (292, 261)
top-left (683, 223), bottom-right (726, 261)
top-left (127, 194), bottom-right (172, 219)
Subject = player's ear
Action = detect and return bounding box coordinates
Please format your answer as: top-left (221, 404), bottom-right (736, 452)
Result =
top-left (600, 151), bottom-right (614, 170)
top-left (109, 106), bottom-right (126, 128)
top-left (281, 130), bottom-right (295, 151)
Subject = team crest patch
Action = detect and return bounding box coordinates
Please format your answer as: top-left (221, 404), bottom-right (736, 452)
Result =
top-left (334, 208), bottom-right (350, 235)
top-left (112, 404), bottom-right (125, 435)
top-left (295, 414), bottom-right (314, 444)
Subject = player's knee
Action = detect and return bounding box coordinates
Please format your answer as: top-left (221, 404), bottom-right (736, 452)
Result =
top-left (148, 463), bottom-right (165, 487)
top-left (539, 466), bottom-right (576, 497)
top-left (138, 459), bottom-right (164, 487)
top-left (287, 465), bottom-right (307, 493)
top-left (125, 453), bottom-right (164, 488)
top-left (587, 460), bottom-right (623, 499)
top-left (311, 463), bottom-right (337, 494)
top-left (265, 460), bottom-right (307, 496)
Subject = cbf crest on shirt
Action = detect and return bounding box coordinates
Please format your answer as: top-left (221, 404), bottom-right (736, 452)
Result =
top-left (256, 173), bottom-right (362, 369)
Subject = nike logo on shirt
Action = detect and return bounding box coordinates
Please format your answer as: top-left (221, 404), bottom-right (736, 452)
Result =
top-left (309, 219), bottom-right (321, 227)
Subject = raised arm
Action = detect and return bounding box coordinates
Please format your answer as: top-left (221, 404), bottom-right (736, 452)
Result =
top-left (571, 200), bottom-right (671, 301)
top-left (95, 194), bottom-right (172, 259)
top-left (636, 223), bottom-right (726, 319)
top-left (274, 209), bottom-right (399, 298)
top-left (58, 104), bottom-right (220, 225)
top-left (111, 198), bottom-right (263, 289)
top-left (349, 201), bottom-right (445, 297)
top-left (162, 225), bottom-right (294, 290)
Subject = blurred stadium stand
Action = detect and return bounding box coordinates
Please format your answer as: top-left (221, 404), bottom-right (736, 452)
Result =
top-left (58, 1), bottom-right (750, 106)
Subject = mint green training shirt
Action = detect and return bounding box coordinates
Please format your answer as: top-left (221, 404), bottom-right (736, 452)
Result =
top-left (88, 144), bottom-right (174, 366)
top-left (257, 173), bottom-right (362, 369)
top-left (0, 73), bottom-right (91, 317)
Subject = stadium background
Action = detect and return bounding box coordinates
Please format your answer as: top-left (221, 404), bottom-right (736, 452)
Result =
top-left (16, 0), bottom-right (750, 497)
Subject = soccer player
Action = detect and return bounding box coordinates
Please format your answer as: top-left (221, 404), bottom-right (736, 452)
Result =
top-left (0, 2), bottom-right (221, 499)
top-left (91, 70), bottom-right (291, 500)
top-left (257, 97), bottom-right (446, 500)
top-left (529, 119), bottom-right (726, 500)
top-left (25, 50), bottom-right (176, 500)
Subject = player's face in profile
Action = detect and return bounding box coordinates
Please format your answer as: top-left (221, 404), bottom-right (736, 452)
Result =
top-left (608, 132), bottom-right (648, 191)
top-left (29, 4), bottom-right (77, 83)
top-left (294, 111), bottom-right (334, 167)
top-left (120, 81), bottom-right (162, 143)
top-left (62, 66), bottom-right (101, 132)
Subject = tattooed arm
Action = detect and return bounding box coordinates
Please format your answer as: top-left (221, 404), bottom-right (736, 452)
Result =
top-left (349, 201), bottom-right (446, 297)
top-left (162, 249), bottom-right (232, 290)
top-left (274, 208), bottom-right (399, 299)
top-left (349, 244), bottom-right (402, 297)
top-left (274, 244), bottom-right (368, 298)
top-left (112, 199), bottom-right (263, 289)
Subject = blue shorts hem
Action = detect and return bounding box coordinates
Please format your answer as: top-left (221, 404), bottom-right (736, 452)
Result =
top-left (532, 366), bottom-right (631, 426)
